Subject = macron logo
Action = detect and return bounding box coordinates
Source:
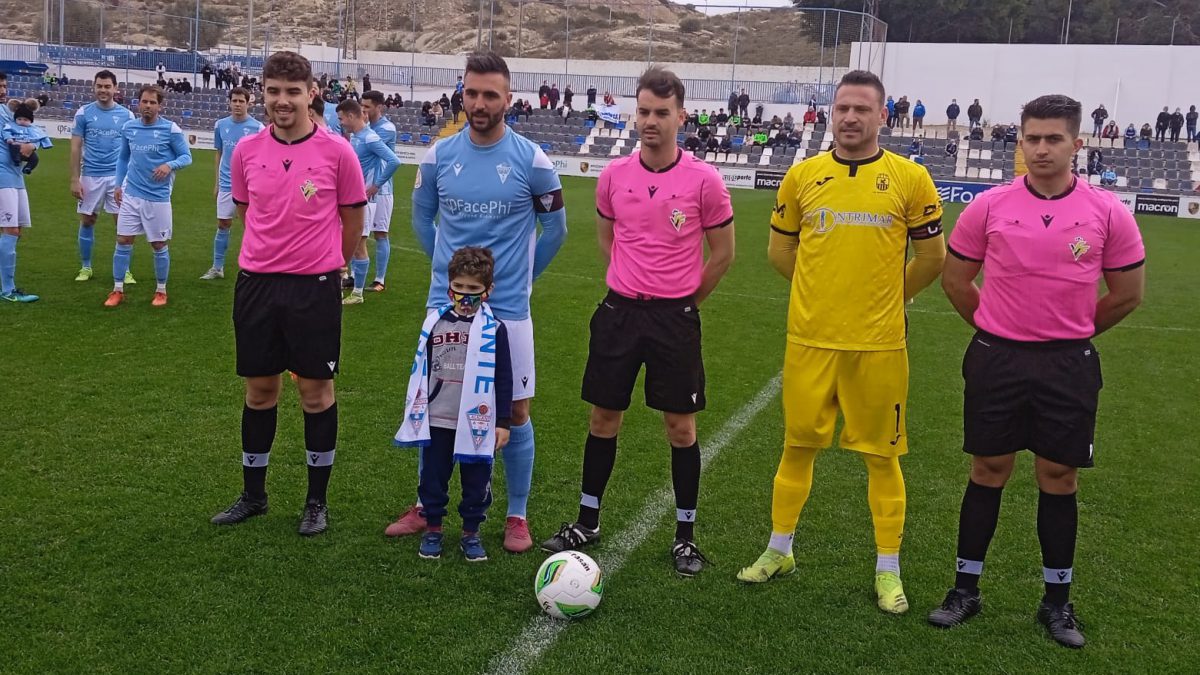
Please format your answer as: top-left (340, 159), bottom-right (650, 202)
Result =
top-left (453, 162), bottom-right (464, 176)
top-left (327, 361), bottom-right (337, 372)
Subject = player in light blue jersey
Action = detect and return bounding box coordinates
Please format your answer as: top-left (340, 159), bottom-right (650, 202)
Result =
top-left (361, 90), bottom-right (397, 292)
top-left (324, 99), bottom-right (343, 136)
top-left (105, 85), bottom-right (192, 308)
top-left (336, 98), bottom-right (399, 305)
top-left (389, 52), bottom-right (567, 553)
top-left (70, 70), bottom-right (136, 283)
top-left (202, 87), bottom-right (264, 280)
top-left (0, 72), bottom-right (42, 303)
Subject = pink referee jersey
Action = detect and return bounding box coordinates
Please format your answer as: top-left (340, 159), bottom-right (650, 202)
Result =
top-left (949, 176), bottom-right (1145, 341)
top-left (596, 150), bottom-right (734, 299)
top-left (231, 125), bottom-right (367, 275)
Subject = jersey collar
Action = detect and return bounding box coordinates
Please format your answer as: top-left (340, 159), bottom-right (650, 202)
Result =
top-left (270, 125), bottom-right (317, 146)
top-left (639, 149), bottom-right (683, 173)
top-left (1023, 175), bottom-right (1076, 200)
top-left (831, 148), bottom-right (884, 176)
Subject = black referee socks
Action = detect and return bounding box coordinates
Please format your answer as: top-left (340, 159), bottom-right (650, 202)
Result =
top-left (954, 480), bottom-right (1004, 591)
top-left (1038, 490), bottom-right (1078, 606)
top-left (304, 403), bottom-right (338, 504)
top-left (671, 442), bottom-right (701, 541)
top-left (241, 405), bottom-right (277, 500)
top-left (578, 433), bottom-right (617, 530)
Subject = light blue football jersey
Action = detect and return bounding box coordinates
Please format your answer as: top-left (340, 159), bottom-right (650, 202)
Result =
top-left (412, 127), bottom-right (564, 320)
top-left (214, 115), bottom-right (264, 191)
top-left (115, 116), bottom-right (192, 202)
top-left (72, 102), bottom-right (135, 177)
top-left (348, 126), bottom-right (399, 202)
top-left (370, 116), bottom-right (398, 196)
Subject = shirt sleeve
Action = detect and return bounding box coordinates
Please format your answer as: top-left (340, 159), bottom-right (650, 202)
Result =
top-left (701, 166), bottom-right (735, 229)
top-left (595, 164), bottom-right (614, 220)
top-left (167, 125), bottom-right (192, 170)
top-left (336, 139), bottom-right (368, 207)
top-left (529, 147), bottom-right (563, 199)
top-left (230, 142), bottom-right (248, 205)
top-left (770, 165), bottom-right (803, 236)
top-left (369, 136), bottom-right (400, 187)
top-left (71, 108), bottom-right (86, 138)
top-left (213, 122), bottom-right (224, 154)
top-left (905, 166), bottom-right (944, 237)
top-left (947, 194), bottom-right (989, 262)
top-left (1102, 201), bottom-right (1147, 271)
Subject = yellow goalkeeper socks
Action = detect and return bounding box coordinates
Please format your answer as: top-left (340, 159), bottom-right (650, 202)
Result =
top-left (769, 445), bottom-right (819, 552)
top-left (863, 454), bottom-right (906, 567)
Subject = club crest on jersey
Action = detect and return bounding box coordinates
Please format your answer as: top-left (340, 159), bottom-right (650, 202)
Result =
top-left (300, 179), bottom-right (318, 201)
top-left (876, 173), bottom-right (890, 191)
top-left (408, 392), bottom-right (427, 433)
top-left (496, 162), bottom-right (512, 184)
top-left (539, 194), bottom-right (554, 211)
top-left (670, 209), bottom-right (686, 231)
top-left (1069, 236), bottom-right (1091, 261)
top-left (467, 403), bottom-right (491, 448)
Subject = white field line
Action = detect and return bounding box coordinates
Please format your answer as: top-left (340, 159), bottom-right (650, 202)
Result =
top-left (484, 373), bottom-right (784, 675)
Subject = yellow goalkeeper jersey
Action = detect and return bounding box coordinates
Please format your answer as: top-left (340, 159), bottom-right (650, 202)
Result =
top-left (770, 149), bottom-right (944, 351)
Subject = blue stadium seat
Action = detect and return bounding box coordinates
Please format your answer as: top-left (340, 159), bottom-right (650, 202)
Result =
top-left (399, 133), bottom-right (413, 143)
top-left (420, 134), bottom-right (431, 144)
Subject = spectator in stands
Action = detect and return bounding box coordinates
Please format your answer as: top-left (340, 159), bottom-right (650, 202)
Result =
top-left (539, 91), bottom-right (549, 109)
top-left (35, 91), bottom-right (49, 108)
top-left (738, 89), bottom-right (750, 117)
top-left (783, 111), bottom-right (794, 130)
top-left (1090, 104), bottom-right (1108, 137)
top-left (751, 130), bottom-right (769, 147)
top-left (895, 96), bottom-right (911, 131)
top-left (751, 110), bottom-right (763, 128)
top-left (945, 139), bottom-right (958, 157)
top-left (1004, 124), bottom-right (1018, 147)
top-left (771, 129), bottom-right (788, 147)
top-left (686, 109), bottom-right (699, 129)
top-left (455, 76), bottom-right (464, 94)
top-left (1169, 108), bottom-right (1184, 143)
top-left (728, 90), bottom-right (739, 117)
top-left (362, 73), bottom-right (372, 93)
top-left (754, 102), bottom-right (765, 121)
top-left (1140, 122), bottom-right (1153, 140)
top-left (787, 129), bottom-right (803, 147)
top-left (815, 108), bottom-right (827, 126)
top-left (698, 110), bottom-right (711, 126)
top-left (549, 83), bottom-right (560, 110)
top-left (156, 74), bottom-right (167, 89)
top-left (113, 90), bottom-right (124, 105)
top-left (697, 125), bottom-right (712, 143)
top-left (967, 98), bottom-right (983, 129)
top-left (431, 100), bottom-right (444, 120)
top-left (1187, 105), bottom-right (1198, 141)
top-left (706, 135), bottom-right (720, 152)
top-left (438, 93), bottom-right (451, 111)
top-left (603, 91), bottom-right (616, 106)
top-left (1101, 120), bottom-right (1120, 140)
top-left (769, 114), bottom-right (782, 130)
top-left (719, 135), bottom-right (734, 152)
top-left (586, 84), bottom-right (597, 108)
top-left (907, 137), bottom-right (923, 158)
top-left (450, 89), bottom-right (463, 123)
top-left (802, 106), bottom-right (816, 128)
top-left (1101, 168), bottom-right (1118, 186)
top-left (344, 75), bottom-right (357, 100)
top-left (946, 98), bottom-right (960, 131)
top-left (684, 133), bottom-right (702, 153)
top-left (913, 99), bottom-right (926, 130)
top-left (990, 124), bottom-right (1006, 142)
top-left (201, 63), bottom-right (213, 89)
top-left (166, 77), bottom-right (176, 92)
top-left (1124, 123), bottom-right (1136, 141)
top-left (885, 95), bottom-right (896, 128)
top-left (969, 125), bottom-right (984, 141)
top-left (180, 79), bottom-right (193, 95)
top-left (318, 73), bottom-right (328, 91)
top-left (1086, 149), bottom-right (1104, 175)
top-left (563, 84), bottom-right (574, 109)
top-left (156, 61), bottom-right (166, 80)
top-left (538, 81), bottom-right (550, 108)
top-left (716, 109), bottom-right (729, 126)
top-left (1155, 106), bottom-right (1170, 142)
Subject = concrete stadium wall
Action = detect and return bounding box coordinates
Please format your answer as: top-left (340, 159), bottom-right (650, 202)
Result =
top-left (852, 42), bottom-right (1200, 131)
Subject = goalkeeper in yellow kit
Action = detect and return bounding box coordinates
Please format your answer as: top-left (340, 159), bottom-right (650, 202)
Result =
top-left (737, 71), bottom-right (946, 614)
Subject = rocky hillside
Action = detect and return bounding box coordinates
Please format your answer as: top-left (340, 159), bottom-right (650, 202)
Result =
top-left (1, 0), bottom-right (847, 67)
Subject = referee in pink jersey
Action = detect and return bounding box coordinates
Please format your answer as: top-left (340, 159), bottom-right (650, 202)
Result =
top-left (541, 67), bottom-right (736, 576)
top-left (930, 95), bottom-right (1145, 648)
top-left (210, 51), bottom-right (367, 536)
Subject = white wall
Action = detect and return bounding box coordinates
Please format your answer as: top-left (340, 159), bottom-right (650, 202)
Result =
top-left (853, 42), bottom-right (1200, 130)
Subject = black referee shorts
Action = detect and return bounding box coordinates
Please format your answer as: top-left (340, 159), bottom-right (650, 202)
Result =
top-left (962, 330), bottom-right (1103, 468)
top-left (233, 270), bottom-right (343, 380)
top-left (581, 290), bottom-right (705, 415)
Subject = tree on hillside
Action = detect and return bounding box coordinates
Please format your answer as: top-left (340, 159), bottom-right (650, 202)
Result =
top-left (163, 0), bottom-right (227, 51)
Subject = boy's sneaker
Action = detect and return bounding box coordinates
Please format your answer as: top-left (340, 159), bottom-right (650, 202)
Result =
top-left (461, 533), bottom-right (488, 561)
top-left (366, 281), bottom-right (386, 292)
top-left (151, 291), bottom-right (168, 307)
top-left (928, 588), bottom-right (982, 628)
top-left (737, 547), bottom-right (796, 583)
top-left (200, 267), bottom-right (224, 280)
top-left (503, 516), bottom-right (534, 553)
top-left (672, 539), bottom-right (710, 577)
top-left (75, 266), bottom-right (93, 281)
top-left (298, 500), bottom-right (328, 536)
top-left (1037, 601), bottom-right (1086, 649)
top-left (419, 531), bottom-right (444, 559)
top-left (541, 522), bottom-right (600, 553)
top-left (211, 492), bottom-right (269, 525)
top-left (1, 290), bottom-right (39, 303)
top-left (384, 505), bottom-right (427, 536)
top-left (342, 291), bottom-right (363, 305)
top-left (103, 291), bottom-right (124, 307)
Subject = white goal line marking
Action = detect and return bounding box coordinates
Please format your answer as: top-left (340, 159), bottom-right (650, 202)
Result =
top-left (483, 373), bottom-right (784, 675)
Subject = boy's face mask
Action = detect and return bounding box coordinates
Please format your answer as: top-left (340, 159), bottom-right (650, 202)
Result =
top-left (449, 289), bottom-right (487, 313)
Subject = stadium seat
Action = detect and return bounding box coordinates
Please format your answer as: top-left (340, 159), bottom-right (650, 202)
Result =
top-left (954, 167), bottom-right (967, 178)
top-left (758, 156), bottom-right (770, 166)
top-left (736, 154), bottom-right (748, 165)
top-left (1088, 174), bottom-right (1102, 185)
top-left (705, 152), bottom-right (717, 162)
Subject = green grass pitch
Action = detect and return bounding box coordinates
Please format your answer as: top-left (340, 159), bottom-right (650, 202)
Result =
top-left (2, 149), bottom-right (1197, 673)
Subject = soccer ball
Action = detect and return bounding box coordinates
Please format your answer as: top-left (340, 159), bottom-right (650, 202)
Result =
top-left (534, 551), bottom-right (604, 620)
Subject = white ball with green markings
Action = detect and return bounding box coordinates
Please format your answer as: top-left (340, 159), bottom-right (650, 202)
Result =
top-left (534, 551), bottom-right (604, 620)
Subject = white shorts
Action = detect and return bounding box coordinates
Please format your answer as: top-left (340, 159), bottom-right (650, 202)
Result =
top-left (371, 193), bottom-right (394, 232)
top-left (0, 187), bottom-right (31, 227)
top-left (117, 195), bottom-right (173, 242)
top-left (426, 310), bottom-right (536, 401)
top-left (77, 175), bottom-right (119, 216)
top-left (362, 200), bottom-right (378, 237)
top-left (216, 190), bottom-right (236, 220)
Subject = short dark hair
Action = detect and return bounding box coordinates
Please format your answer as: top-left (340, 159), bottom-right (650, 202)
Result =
top-left (448, 246), bottom-right (495, 288)
top-left (263, 51), bottom-right (313, 85)
top-left (0, 72), bottom-right (9, 83)
top-left (465, 51), bottom-right (510, 82)
top-left (1020, 94), bottom-right (1082, 137)
top-left (94, 70), bottom-right (118, 86)
top-left (137, 84), bottom-right (164, 103)
top-left (335, 99), bottom-right (362, 116)
top-left (309, 96), bottom-right (324, 115)
top-left (636, 66), bottom-right (685, 108)
top-left (361, 90), bottom-right (384, 105)
top-left (229, 86), bottom-right (251, 102)
top-left (836, 70), bottom-right (886, 105)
